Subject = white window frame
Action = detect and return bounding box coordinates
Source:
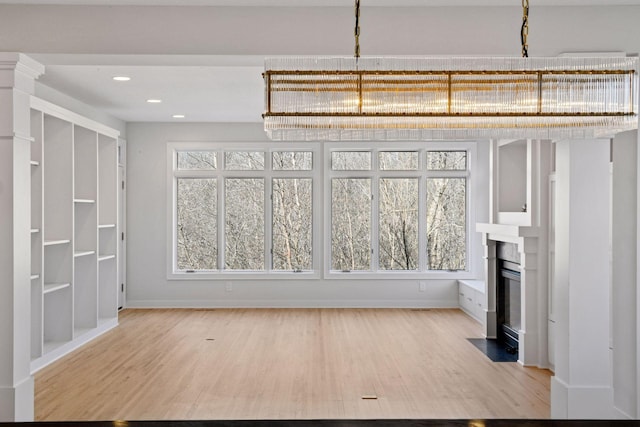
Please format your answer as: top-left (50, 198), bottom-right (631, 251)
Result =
top-left (167, 141), bottom-right (477, 281)
top-left (167, 142), bottom-right (321, 280)
top-left (323, 141), bottom-right (476, 280)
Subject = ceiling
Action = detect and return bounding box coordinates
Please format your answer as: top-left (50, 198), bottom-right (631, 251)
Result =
top-left (35, 57), bottom-right (266, 123)
top-left (10, 1), bottom-right (640, 124)
top-left (3, 0), bottom-right (640, 4)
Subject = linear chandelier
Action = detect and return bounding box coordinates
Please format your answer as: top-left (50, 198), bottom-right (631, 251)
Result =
top-left (263, 1), bottom-right (638, 141)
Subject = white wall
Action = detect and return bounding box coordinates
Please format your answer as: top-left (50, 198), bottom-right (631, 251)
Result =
top-left (125, 122), bottom-right (489, 307)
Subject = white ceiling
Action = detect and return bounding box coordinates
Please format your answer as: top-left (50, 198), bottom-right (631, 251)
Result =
top-left (3, 0), bottom-right (640, 4)
top-left (38, 62), bottom-right (265, 123)
top-left (11, 1), bottom-right (640, 124)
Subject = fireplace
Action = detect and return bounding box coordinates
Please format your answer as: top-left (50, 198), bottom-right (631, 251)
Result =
top-left (475, 139), bottom-right (551, 367)
top-left (497, 261), bottom-right (521, 352)
top-left (496, 242), bottom-right (521, 353)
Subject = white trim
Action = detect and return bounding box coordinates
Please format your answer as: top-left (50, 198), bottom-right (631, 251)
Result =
top-left (167, 140), bottom-right (477, 280)
top-left (126, 298), bottom-right (459, 309)
top-left (167, 142), bottom-right (321, 279)
top-left (324, 141), bottom-right (475, 275)
top-left (30, 96), bottom-right (120, 138)
top-left (29, 318), bottom-right (117, 374)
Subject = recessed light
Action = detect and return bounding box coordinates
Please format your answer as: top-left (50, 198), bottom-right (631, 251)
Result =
top-left (172, 114), bottom-right (185, 119)
top-left (112, 76), bottom-right (131, 82)
top-left (146, 99), bottom-right (162, 103)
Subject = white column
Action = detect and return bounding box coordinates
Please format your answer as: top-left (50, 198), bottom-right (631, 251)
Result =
top-left (551, 139), bottom-right (615, 418)
top-left (518, 237), bottom-right (539, 366)
top-left (637, 129), bottom-right (640, 419)
top-left (611, 130), bottom-right (638, 418)
top-left (482, 235), bottom-right (497, 339)
top-left (0, 53), bottom-right (44, 422)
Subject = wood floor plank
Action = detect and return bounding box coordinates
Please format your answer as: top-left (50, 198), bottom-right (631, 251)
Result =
top-left (34, 308), bottom-right (551, 420)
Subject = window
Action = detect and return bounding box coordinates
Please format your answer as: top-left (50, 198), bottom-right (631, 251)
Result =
top-left (225, 178), bottom-right (264, 270)
top-left (331, 178), bottom-right (372, 271)
top-left (327, 146), bottom-right (469, 273)
top-left (426, 150), bottom-right (467, 270)
top-left (176, 178), bottom-right (217, 270)
top-left (379, 178), bottom-right (419, 270)
top-left (169, 144), bottom-right (317, 276)
top-left (169, 142), bottom-right (472, 278)
top-left (272, 178), bottom-right (313, 271)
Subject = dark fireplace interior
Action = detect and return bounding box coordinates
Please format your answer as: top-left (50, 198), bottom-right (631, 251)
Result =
top-left (496, 242), bottom-right (521, 355)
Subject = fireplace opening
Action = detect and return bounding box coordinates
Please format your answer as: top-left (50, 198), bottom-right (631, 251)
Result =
top-left (496, 242), bottom-right (521, 355)
top-left (497, 261), bottom-right (521, 353)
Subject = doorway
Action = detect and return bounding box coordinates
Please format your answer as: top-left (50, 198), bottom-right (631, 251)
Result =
top-left (117, 139), bottom-right (126, 310)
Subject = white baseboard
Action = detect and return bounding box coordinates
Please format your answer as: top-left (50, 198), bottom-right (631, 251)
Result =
top-left (551, 376), bottom-right (619, 419)
top-left (30, 318), bottom-right (118, 374)
top-left (0, 377), bottom-right (34, 422)
top-left (125, 298), bottom-right (459, 309)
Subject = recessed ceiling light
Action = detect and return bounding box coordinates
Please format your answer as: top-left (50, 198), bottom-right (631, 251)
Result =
top-left (146, 99), bottom-right (162, 104)
top-left (112, 76), bottom-right (131, 82)
top-left (172, 114), bottom-right (186, 119)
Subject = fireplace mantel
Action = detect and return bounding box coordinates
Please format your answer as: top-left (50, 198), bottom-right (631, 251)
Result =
top-left (476, 223), bottom-right (539, 242)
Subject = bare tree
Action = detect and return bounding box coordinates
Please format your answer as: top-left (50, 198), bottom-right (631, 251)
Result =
top-left (177, 149), bottom-right (467, 273)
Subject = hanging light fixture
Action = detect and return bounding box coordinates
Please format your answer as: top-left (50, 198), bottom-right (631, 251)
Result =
top-left (262, 0), bottom-right (638, 141)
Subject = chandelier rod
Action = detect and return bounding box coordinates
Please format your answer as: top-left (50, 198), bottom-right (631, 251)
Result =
top-left (354, 0), bottom-right (361, 62)
top-left (521, 0), bottom-right (529, 58)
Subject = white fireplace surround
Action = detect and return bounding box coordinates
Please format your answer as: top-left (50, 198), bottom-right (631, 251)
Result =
top-left (476, 223), bottom-right (547, 366)
top-left (475, 139), bottom-right (552, 368)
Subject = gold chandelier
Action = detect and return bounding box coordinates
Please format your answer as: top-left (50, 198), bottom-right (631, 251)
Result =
top-left (263, 1), bottom-right (638, 141)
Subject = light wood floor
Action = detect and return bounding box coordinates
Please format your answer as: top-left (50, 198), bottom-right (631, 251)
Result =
top-left (35, 308), bottom-right (551, 420)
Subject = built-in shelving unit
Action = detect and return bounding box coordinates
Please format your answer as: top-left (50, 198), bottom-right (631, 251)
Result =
top-left (30, 97), bottom-right (120, 373)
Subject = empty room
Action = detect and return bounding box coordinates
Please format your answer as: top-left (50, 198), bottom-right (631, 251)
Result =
top-left (1, 0), bottom-right (639, 424)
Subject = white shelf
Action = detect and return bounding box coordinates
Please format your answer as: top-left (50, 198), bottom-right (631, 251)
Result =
top-left (42, 340), bottom-right (67, 355)
top-left (74, 327), bottom-right (92, 338)
top-left (43, 239), bottom-right (71, 247)
top-left (43, 283), bottom-right (71, 294)
top-left (74, 250), bottom-right (96, 258)
top-left (31, 98), bottom-right (119, 373)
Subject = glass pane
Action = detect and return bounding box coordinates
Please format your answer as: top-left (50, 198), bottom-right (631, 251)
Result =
top-left (427, 151), bottom-right (467, 170)
top-left (331, 178), bottom-right (371, 271)
top-left (176, 179), bottom-right (217, 270)
top-left (177, 151), bottom-right (217, 170)
top-left (272, 179), bottom-right (312, 271)
top-left (331, 151), bottom-right (371, 170)
top-left (379, 179), bottom-right (418, 270)
top-left (379, 151), bottom-right (418, 170)
top-left (272, 151), bottom-right (313, 171)
top-left (427, 178), bottom-right (466, 270)
top-left (225, 179), bottom-right (264, 270)
top-left (224, 151), bottom-right (265, 170)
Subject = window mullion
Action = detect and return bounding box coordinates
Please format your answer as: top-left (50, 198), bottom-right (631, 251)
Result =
top-left (265, 176), bottom-right (273, 272)
top-left (371, 149), bottom-right (378, 272)
top-left (419, 174), bottom-right (428, 272)
top-left (218, 172), bottom-right (225, 271)
top-left (371, 176), bottom-right (378, 272)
